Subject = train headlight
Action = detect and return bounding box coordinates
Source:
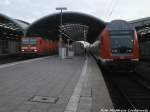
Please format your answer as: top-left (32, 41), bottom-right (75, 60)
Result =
top-left (126, 49), bottom-right (132, 53)
top-left (21, 49), bottom-right (25, 52)
top-left (34, 49), bottom-right (37, 52)
top-left (112, 50), bottom-right (117, 53)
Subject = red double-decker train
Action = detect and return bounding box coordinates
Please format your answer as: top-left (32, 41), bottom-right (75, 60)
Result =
top-left (89, 20), bottom-right (139, 71)
top-left (21, 37), bottom-right (58, 57)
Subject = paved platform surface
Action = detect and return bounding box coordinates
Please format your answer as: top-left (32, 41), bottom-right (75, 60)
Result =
top-left (0, 55), bottom-right (113, 112)
top-left (76, 56), bottom-right (113, 112)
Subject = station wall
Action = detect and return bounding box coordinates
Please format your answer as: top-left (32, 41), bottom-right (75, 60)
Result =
top-left (0, 39), bottom-right (20, 55)
top-left (139, 41), bottom-right (150, 60)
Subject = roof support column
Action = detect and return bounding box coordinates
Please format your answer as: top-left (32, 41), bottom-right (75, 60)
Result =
top-left (56, 7), bottom-right (67, 58)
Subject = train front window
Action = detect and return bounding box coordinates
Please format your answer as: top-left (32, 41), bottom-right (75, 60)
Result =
top-left (22, 38), bottom-right (29, 45)
top-left (22, 38), bottom-right (36, 45)
top-left (109, 30), bottom-right (134, 54)
top-left (30, 38), bottom-right (36, 45)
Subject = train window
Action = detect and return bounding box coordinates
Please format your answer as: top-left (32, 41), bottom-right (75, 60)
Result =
top-left (22, 38), bottom-right (29, 45)
top-left (30, 38), bottom-right (36, 45)
top-left (22, 38), bottom-right (36, 45)
top-left (109, 30), bottom-right (134, 53)
top-left (110, 30), bottom-right (133, 35)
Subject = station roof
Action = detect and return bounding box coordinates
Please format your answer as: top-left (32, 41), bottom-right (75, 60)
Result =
top-left (130, 17), bottom-right (150, 28)
top-left (0, 14), bottom-right (29, 40)
top-left (59, 24), bottom-right (89, 41)
top-left (74, 41), bottom-right (90, 48)
top-left (26, 12), bottom-right (106, 43)
top-left (130, 17), bottom-right (150, 42)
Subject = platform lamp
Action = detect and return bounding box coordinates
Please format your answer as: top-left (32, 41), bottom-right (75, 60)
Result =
top-left (56, 7), bottom-right (67, 57)
top-left (56, 7), bottom-right (67, 38)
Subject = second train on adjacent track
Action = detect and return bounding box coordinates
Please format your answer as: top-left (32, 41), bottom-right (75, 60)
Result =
top-left (89, 20), bottom-right (139, 71)
top-left (21, 36), bottom-right (58, 57)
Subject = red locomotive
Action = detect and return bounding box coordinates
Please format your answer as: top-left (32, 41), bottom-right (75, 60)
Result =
top-left (89, 20), bottom-right (139, 71)
top-left (21, 37), bottom-right (58, 57)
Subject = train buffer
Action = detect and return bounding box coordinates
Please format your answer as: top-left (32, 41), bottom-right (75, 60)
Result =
top-left (0, 55), bottom-right (113, 112)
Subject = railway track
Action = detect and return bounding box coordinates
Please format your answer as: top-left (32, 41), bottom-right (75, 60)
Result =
top-left (103, 72), bottom-right (150, 110)
top-left (0, 55), bottom-right (40, 65)
top-left (0, 56), bottom-right (23, 65)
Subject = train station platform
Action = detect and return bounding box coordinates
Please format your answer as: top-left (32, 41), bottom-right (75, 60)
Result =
top-left (0, 55), bottom-right (113, 112)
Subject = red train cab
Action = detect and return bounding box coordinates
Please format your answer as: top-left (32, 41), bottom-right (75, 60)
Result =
top-left (21, 37), bottom-right (57, 57)
top-left (90, 20), bottom-right (139, 71)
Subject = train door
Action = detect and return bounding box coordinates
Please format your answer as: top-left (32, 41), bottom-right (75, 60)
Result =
top-left (37, 38), bottom-right (44, 55)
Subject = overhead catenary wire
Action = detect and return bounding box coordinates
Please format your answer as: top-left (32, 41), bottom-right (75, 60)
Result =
top-left (105, 0), bottom-right (120, 21)
top-left (104, 0), bottom-right (115, 19)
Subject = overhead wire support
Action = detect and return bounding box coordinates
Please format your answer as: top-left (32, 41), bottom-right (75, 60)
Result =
top-left (104, 0), bottom-right (115, 19)
top-left (59, 24), bottom-right (89, 41)
top-left (105, 0), bottom-right (119, 21)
